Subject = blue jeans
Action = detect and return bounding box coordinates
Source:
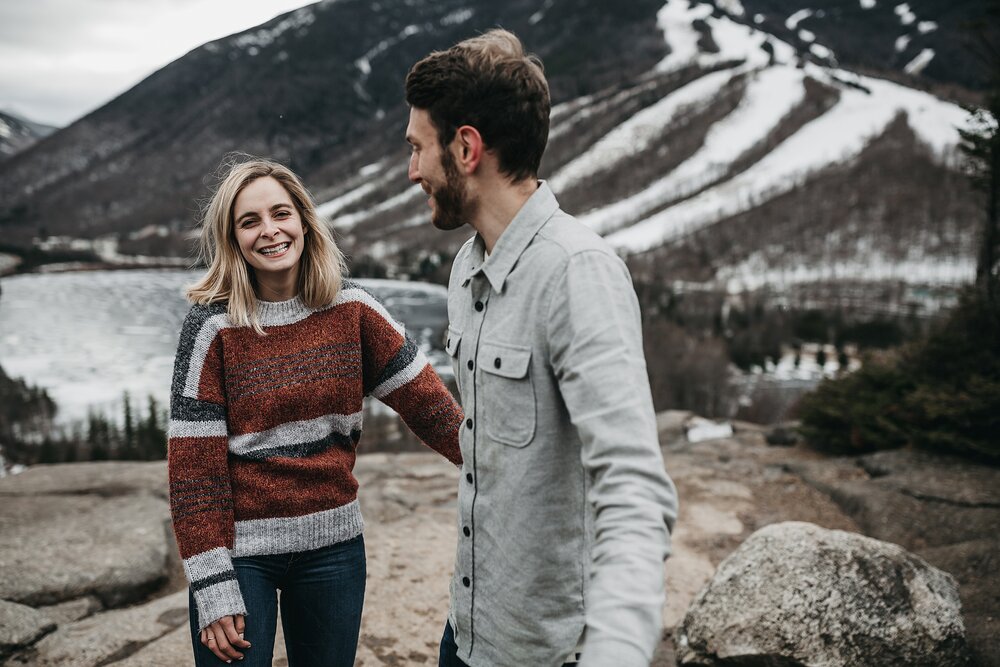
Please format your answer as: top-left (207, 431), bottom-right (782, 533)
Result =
top-left (438, 621), bottom-right (579, 667)
top-left (189, 535), bottom-right (366, 667)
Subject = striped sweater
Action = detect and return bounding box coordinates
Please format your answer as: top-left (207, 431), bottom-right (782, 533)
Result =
top-left (168, 281), bottom-right (463, 630)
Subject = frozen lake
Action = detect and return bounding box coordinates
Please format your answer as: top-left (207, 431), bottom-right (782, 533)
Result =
top-left (0, 270), bottom-right (450, 425)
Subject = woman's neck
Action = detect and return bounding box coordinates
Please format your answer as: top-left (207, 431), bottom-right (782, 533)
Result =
top-left (254, 274), bottom-right (299, 302)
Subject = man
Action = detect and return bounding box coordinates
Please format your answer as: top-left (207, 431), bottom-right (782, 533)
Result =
top-left (404, 29), bottom-right (678, 667)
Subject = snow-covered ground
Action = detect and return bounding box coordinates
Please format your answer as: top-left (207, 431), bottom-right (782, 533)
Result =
top-left (577, 66), bottom-right (806, 234)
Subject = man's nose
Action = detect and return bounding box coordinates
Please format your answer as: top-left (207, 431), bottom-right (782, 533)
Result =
top-left (408, 153), bottom-right (420, 183)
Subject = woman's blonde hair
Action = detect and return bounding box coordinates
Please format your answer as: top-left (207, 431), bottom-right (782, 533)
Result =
top-left (187, 155), bottom-right (347, 334)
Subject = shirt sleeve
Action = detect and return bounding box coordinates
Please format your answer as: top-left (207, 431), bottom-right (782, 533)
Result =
top-left (545, 250), bottom-right (679, 667)
top-left (168, 305), bottom-right (247, 631)
top-left (358, 292), bottom-right (464, 466)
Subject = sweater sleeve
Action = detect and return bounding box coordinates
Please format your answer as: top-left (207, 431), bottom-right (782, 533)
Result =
top-left (168, 304), bottom-right (247, 631)
top-left (357, 290), bottom-right (463, 466)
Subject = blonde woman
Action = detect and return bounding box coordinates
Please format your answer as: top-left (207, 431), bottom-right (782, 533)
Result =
top-left (169, 157), bottom-right (463, 666)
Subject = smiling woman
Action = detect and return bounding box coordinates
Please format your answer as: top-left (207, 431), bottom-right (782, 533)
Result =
top-left (170, 155), bottom-right (463, 666)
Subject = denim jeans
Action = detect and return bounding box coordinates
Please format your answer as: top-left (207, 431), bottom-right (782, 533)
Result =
top-left (438, 621), bottom-right (579, 667)
top-left (189, 535), bottom-right (366, 667)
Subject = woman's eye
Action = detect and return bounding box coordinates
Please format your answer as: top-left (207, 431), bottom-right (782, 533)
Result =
top-left (240, 219), bottom-right (258, 228)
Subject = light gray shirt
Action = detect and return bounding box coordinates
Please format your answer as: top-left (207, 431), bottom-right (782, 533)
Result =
top-left (445, 182), bottom-right (678, 667)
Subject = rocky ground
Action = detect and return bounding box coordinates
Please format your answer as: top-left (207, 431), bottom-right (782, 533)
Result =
top-left (0, 412), bottom-right (997, 666)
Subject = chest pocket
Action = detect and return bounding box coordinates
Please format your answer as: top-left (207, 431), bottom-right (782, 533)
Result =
top-left (478, 340), bottom-right (535, 447)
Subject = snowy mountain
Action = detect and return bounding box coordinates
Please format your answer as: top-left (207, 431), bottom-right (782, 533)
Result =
top-left (0, 110), bottom-right (57, 160)
top-left (0, 0), bottom-right (988, 316)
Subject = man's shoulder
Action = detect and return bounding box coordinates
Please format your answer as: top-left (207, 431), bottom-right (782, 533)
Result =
top-left (533, 209), bottom-right (620, 263)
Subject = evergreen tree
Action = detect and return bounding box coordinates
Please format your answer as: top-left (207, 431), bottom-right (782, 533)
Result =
top-left (960, 0), bottom-right (1000, 303)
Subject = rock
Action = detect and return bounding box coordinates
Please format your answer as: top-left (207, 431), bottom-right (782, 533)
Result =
top-left (0, 599), bottom-right (55, 658)
top-left (0, 494), bottom-right (170, 606)
top-left (857, 449), bottom-right (1000, 507)
top-left (765, 422), bottom-right (800, 446)
top-left (0, 461), bottom-right (167, 500)
top-left (7, 590), bottom-right (189, 667)
top-left (37, 596), bottom-right (103, 626)
top-left (677, 521), bottom-right (971, 667)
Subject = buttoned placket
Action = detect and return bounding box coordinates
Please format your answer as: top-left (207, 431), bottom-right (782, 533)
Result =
top-left (456, 265), bottom-right (490, 659)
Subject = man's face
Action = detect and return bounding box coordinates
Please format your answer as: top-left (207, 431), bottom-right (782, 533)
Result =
top-left (406, 107), bottom-right (475, 231)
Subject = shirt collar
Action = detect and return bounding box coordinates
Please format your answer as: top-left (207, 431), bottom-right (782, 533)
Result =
top-left (462, 181), bottom-right (559, 293)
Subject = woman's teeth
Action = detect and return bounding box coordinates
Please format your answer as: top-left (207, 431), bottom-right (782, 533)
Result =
top-left (259, 242), bottom-right (290, 256)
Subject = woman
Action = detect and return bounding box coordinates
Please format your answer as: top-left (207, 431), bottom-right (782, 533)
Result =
top-left (169, 157), bottom-right (463, 666)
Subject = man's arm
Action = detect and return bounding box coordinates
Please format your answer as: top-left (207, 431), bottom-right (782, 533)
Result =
top-left (546, 249), bottom-right (679, 667)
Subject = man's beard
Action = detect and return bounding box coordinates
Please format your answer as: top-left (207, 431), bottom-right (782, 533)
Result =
top-left (431, 149), bottom-right (477, 231)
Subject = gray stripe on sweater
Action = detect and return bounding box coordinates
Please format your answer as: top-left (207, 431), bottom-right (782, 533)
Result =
top-left (232, 500), bottom-right (364, 557)
top-left (183, 546), bottom-right (236, 583)
top-left (169, 419), bottom-right (227, 439)
top-left (371, 347), bottom-right (428, 399)
top-left (228, 412), bottom-right (363, 458)
top-left (183, 312), bottom-right (231, 400)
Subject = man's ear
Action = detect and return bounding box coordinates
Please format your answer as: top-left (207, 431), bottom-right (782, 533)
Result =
top-left (454, 125), bottom-right (484, 174)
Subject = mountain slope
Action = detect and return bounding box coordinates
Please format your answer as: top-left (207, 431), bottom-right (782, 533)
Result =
top-left (0, 0), bottom-right (667, 246)
top-left (0, 111), bottom-right (57, 161)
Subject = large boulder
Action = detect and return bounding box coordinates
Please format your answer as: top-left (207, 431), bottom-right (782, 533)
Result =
top-left (676, 521), bottom-right (971, 666)
top-left (0, 493), bottom-right (170, 607)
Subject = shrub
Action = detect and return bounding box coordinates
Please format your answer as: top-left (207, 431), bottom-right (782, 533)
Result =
top-left (799, 290), bottom-right (1000, 463)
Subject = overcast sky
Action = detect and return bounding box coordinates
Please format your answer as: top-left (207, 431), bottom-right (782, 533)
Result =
top-left (0, 0), bottom-right (316, 127)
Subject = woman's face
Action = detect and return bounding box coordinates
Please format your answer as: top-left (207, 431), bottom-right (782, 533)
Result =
top-left (232, 176), bottom-right (307, 286)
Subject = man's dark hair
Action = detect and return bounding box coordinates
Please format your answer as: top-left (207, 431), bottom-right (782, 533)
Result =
top-left (405, 29), bottom-right (551, 182)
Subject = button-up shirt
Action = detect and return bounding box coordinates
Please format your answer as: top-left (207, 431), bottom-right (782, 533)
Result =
top-left (445, 182), bottom-right (678, 667)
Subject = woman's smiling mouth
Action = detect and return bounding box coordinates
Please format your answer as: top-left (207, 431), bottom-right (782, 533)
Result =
top-left (258, 242), bottom-right (290, 257)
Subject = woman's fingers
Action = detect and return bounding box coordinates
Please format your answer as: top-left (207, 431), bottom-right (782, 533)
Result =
top-left (221, 614), bottom-right (252, 649)
top-left (206, 618), bottom-right (244, 662)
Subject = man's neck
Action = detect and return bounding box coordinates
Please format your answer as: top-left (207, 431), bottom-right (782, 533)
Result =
top-left (470, 177), bottom-right (539, 255)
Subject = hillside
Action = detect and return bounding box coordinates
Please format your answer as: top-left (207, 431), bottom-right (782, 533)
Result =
top-left (0, 0), bottom-right (989, 320)
top-left (0, 111), bottom-right (56, 161)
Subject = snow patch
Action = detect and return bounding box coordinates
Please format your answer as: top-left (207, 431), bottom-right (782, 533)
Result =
top-left (917, 20), bottom-right (937, 34)
top-left (798, 29), bottom-right (815, 43)
top-left (440, 8), bottom-right (473, 25)
top-left (754, 13), bottom-right (765, 24)
top-left (0, 119), bottom-right (10, 139)
top-left (232, 8), bottom-right (315, 50)
top-left (656, 0), bottom-right (794, 73)
top-left (550, 68), bottom-right (738, 193)
top-left (894, 3), bottom-right (916, 25)
top-left (810, 43), bottom-right (834, 60)
top-left (904, 48), bottom-right (934, 75)
top-left (785, 9), bottom-right (813, 30)
top-left (580, 66), bottom-right (806, 235)
top-left (895, 35), bottom-right (911, 53)
top-left (860, 0), bottom-right (876, 8)
top-left (717, 0), bottom-right (745, 17)
top-left (687, 417), bottom-right (734, 442)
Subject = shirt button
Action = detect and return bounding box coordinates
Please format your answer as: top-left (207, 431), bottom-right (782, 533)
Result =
top-left (466, 472), bottom-right (473, 484)
top-left (462, 576), bottom-right (471, 587)
top-left (467, 360), bottom-right (474, 371)
top-left (466, 418), bottom-right (473, 429)
top-left (475, 301), bottom-right (484, 312)
top-left (463, 526), bottom-right (471, 537)
top-left (494, 357), bottom-right (501, 369)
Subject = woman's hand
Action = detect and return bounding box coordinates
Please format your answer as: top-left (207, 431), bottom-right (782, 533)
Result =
top-left (200, 614), bottom-right (251, 662)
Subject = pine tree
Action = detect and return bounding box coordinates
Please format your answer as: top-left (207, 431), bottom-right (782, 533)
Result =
top-left (959, 0), bottom-right (1000, 303)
